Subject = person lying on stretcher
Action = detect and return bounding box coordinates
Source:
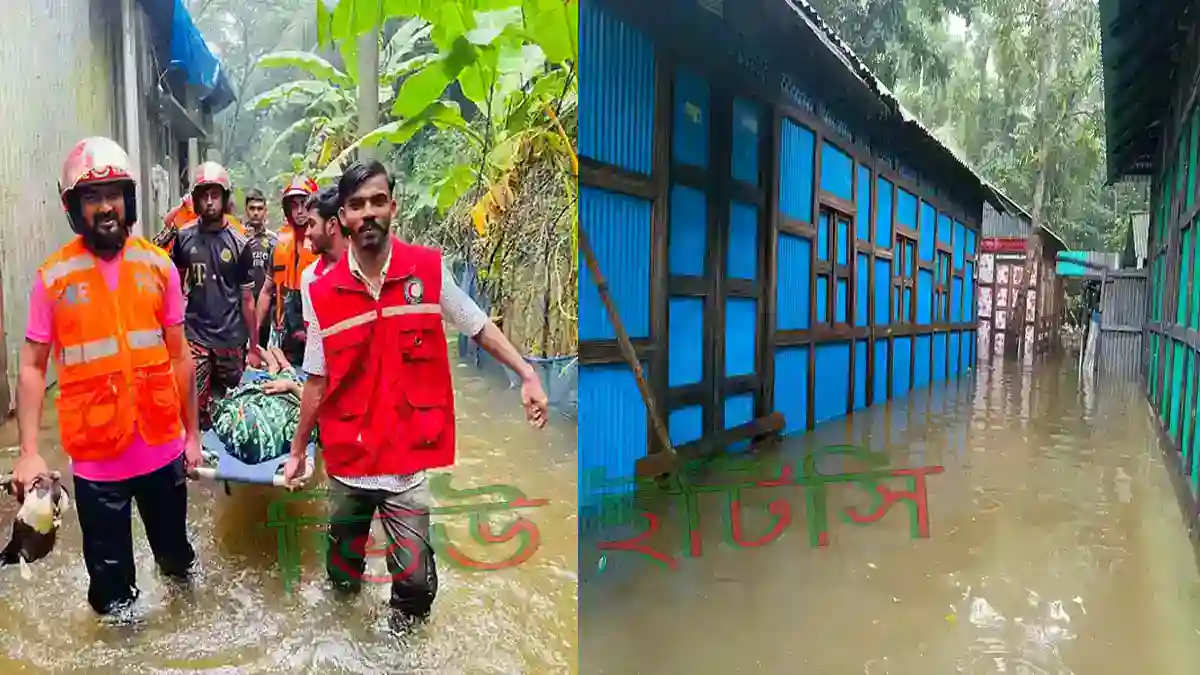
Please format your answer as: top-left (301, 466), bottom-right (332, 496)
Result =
top-left (207, 347), bottom-right (317, 467)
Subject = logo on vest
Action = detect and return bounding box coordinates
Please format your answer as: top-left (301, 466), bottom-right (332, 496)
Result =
top-left (220, 248), bottom-right (234, 263)
top-left (133, 271), bottom-right (154, 294)
top-left (63, 282), bottom-right (90, 306)
top-left (403, 276), bottom-right (424, 305)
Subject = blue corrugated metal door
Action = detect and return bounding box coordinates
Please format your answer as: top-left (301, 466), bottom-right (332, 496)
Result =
top-left (665, 69), bottom-right (766, 450)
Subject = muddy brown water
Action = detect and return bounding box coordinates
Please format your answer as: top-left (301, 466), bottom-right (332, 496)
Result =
top-left (580, 356), bottom-right (1200, 674)
top-left (0, 355), bottom-right (578, 674)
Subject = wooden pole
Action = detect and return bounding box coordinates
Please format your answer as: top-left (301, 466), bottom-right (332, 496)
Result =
top-left (578, 228), bottom-right (678, 476)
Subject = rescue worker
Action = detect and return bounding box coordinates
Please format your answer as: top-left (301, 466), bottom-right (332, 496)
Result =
top-left (155, 192), bottom-right (246, 253)
top-left (298, 185), bottom-right (347, 307)
top-left (282, 161), bottom-right (550, 624)
top-left (254, 176), bottom-right (318, 367)
top-left (243, 188), bottom-right (277, 348)
top-left (170, 161), bottom-right (258, 429)
top-left (10, 137), bottom-right (201, 616)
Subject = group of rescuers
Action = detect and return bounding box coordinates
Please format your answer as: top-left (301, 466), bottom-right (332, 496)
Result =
top-left (7, 136), bottom-right (549, 623)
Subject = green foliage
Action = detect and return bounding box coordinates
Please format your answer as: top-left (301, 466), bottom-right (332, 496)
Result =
top-left (215, 0), bottom-right (578, 355)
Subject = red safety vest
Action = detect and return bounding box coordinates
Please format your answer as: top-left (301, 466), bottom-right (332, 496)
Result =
top-left (308, 238), bottom-right (455, 477)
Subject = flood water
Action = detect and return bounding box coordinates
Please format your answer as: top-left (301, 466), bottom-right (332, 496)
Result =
top-left (580, 355), bottom-right (1200, 674)
top-left (0, 352), bottom-right (578, 674)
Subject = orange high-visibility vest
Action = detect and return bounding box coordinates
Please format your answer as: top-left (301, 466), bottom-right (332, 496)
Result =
top-left (270, 224), bottom-right (318, 324)
top-left (39, 236), bottom-right (184, 461)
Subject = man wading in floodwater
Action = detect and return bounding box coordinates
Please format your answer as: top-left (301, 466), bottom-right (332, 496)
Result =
top-left (282, 160), bottom-right (550, 624)
top-left (171, 162), bottom-right (258, 428)
top-left (11, 137), bottom-right (201, 616)
top-left (255, 176), bottom-right (319, 368)
top-left (243, 188), bottom-right (278, 350)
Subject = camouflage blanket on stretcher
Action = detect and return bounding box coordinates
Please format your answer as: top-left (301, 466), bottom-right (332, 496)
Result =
top-left (207, 370), bottom-right (320, 466)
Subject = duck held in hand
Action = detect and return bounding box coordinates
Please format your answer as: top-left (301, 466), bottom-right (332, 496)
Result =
top-left (1, 471), bottom-right (71, 571)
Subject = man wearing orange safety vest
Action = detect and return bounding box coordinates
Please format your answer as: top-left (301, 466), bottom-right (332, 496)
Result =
top-left (254, 175), bottom-right (318, 367)
top-left (11, 137), bottom-right (201, 616)
top-left (283, 160), bottom-right (550, 625)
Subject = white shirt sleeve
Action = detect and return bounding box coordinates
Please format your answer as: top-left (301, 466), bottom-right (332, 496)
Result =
top-left (300, 268), bottom-right (326, 376)
top-left (439, 264), bottom-right (489, 338)
top-left (300, 265), bottom-right (316, 326)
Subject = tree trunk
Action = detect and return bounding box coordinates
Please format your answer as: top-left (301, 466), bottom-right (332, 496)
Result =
top-left (1008, 0), bottom-right (1055, 358)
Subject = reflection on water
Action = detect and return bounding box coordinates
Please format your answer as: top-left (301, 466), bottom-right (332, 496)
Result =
top-left (580, 355), bottom-right (1200, 674)
top-left (0, 356), bottom-right (577, 674)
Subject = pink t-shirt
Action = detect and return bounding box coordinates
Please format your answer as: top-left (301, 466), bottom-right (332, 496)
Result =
top-left (27, 254), bottom-right (187, 482)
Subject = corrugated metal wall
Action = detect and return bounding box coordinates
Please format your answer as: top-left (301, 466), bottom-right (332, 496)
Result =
top-left (580, 0), bottom-right (982, 508)
top-left (1146, 50), bottom-right (1200, 498)
top-left (0, 0), bottom-right (122, 407)
top-left (578, 0), bottom-right (657, 511)
top-left (1096, 271), bottom-right (1146, 381)
top-left (982, 202), bottom-right (1030, 238)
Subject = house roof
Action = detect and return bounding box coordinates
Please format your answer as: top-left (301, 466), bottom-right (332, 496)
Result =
top-left (1099, 0), bottom-right (1193, 182)
top-left (782, 0), bottom-right (1011, 215)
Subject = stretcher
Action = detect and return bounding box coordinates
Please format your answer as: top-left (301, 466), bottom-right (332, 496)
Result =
top-left (192, 368), bottom-right (316, 488)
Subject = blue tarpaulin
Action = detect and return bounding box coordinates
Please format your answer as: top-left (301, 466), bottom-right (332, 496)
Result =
top-left (137, 0), bottom-right (235, 114)
top-left (169, 0), bottom-right (221, 91)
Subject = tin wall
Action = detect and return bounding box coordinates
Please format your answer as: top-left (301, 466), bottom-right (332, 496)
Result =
top-left (1146, 25), bottom-right (1200, 500)
top-left (579, 0), bottom-right (981, 509)
top-left (0, 0), bottom-right (123, 409)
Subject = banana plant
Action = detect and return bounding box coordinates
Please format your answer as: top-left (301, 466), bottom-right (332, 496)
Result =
top-left (316, 0), bottom-right (578, 238)
top-left (247, 16), bottom-right (435, 176)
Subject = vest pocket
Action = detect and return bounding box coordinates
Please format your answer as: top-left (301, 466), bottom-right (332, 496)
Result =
top-left (397, 328), bottom-right (442, 362)
top-left (405, 387), bottom-right (448, 448)
top-left (136, 364), bottom-right (183, 440)
top-left (58, 378), bottom-right (126, 454)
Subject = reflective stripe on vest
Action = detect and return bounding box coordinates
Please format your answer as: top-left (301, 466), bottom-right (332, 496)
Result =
top-left (319, 303), bottom-right (439, 339)
top-left (58, 329), bottom-right (164, 366)
top-left (60, 337), bottom-right (119, 366)
top-left (127, 328), bottom-right (166, 350)
top-left (42, 255), bottom-right (95, 287)
top-left (123, 247), bottom-right (171, 270)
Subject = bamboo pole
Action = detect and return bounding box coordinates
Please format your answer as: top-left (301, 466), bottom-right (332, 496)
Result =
top-left (578, 229), bottom-right (678, 476)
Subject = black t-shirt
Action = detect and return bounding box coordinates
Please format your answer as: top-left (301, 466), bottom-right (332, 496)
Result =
top-left (172, 223), bottom-right (255, 349)
top-left (246, 229), bottom-right (277, 299)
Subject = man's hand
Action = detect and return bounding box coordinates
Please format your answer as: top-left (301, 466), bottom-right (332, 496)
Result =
top-left (521, 374), bottom-right (549, 429)
top-left (262, 379), bottom-right (301, 397)
top-left (11, 452), bottom-right (49, 497)
top-left (184, 435), bottom-right (203, 473)
top-left (282, 451), bottom-right (308, 489)
top-left (247, 344), bottom-right (263, 370)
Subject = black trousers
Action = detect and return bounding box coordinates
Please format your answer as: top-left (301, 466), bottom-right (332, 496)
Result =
top-left (73, 456), bottom-right (196, 615)
top-left (326, 478), bottom-right (438, 618)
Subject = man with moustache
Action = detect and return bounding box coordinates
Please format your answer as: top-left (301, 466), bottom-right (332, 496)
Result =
top-left (10, 137), bottom-right (201, 615)
top-left (243, 188), bottom-right (277, 349)
top-left (282, 160), bottom-right (550, 624)
top-left (170, 162), bottom-right (258, 429)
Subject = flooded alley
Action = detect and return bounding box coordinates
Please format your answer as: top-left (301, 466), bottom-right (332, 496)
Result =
top-left (580, 357), bottom-right (1200, 674)
top-left (0, 356), bottom-right (578, 675)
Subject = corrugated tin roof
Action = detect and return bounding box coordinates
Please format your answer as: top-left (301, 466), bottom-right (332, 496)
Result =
top-left (784, 0), bottom-right (1047, 225)
top-left (783, 0), bottom-right (1012, 216)
top-left (1056, 250), bottom-right (1120, 278)
top-left (1099, 0), bottom-right (1192, 182)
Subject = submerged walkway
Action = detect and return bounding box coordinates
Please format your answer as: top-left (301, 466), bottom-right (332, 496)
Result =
top-left (580, 357), bottom-right (1200, 674)
top-left (0, 354), bottom-right (578, 674)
